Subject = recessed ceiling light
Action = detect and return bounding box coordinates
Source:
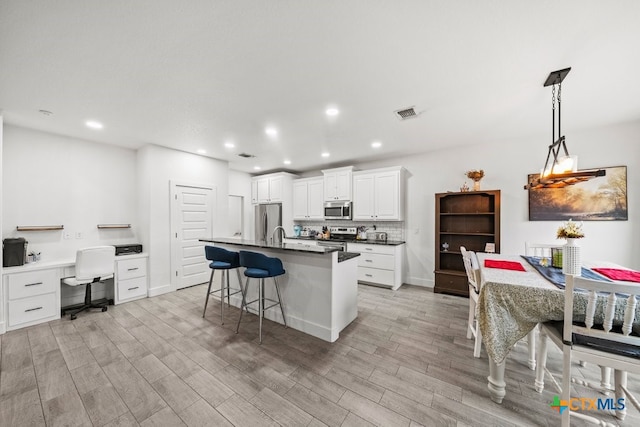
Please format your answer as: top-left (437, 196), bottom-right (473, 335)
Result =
top-left (321, 152), bottom-right (330, 158)
top-left (224, 142), bottom-right (235, 148)
top-left (265, 127), bottom-right (278, 137)
top-left (325, 107), bottom-right (339, 117)
top-left (85, 120), bottom-right (103, 129)
top-left (197, 149), bottom-right (206, 154)
top-left (371, 141), bottom-right (382, 148)
top-left (254, 166), bottom-right (261, 170)
top-left (283, 159), bottom-right (291, 165)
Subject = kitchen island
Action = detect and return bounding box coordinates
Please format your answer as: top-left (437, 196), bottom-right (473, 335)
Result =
top-left (199, 238), bottom-right (360, 342)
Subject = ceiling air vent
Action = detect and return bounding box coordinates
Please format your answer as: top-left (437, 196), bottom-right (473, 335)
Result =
top-left (238, 153), bottom-right (255, 158)
top-left (394, 106), bottom-right (419, 120)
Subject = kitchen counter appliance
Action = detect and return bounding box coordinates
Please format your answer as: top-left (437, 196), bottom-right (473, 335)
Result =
top-left (316, 227), bottom-right (357, 251)
top-left (324, 201), bottom-right (352, 220)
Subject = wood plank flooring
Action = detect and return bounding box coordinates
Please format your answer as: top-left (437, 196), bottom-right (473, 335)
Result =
top-left (1, 283), bottom-right (638, 426)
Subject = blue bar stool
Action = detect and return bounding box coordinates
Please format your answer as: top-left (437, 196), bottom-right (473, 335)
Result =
top-left (203, 246), bottom-right (245, 324)
top-left (236, 250), bottom-right (287, 344)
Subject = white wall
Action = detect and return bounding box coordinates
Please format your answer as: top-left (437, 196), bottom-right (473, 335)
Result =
top-left (228, 169), bottom-right (252, 239)
top-left (2, 125), bottom-right (138, 261)
top-left (346, 120), bottom-right (640, 287)
top-left (136, 145), bottom-right (229, 296)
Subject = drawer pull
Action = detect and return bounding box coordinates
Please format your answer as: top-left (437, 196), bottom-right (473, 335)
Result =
top-left (365, 274), bottom-right (373, 277)
top-left (365, 248), bottom-right (373, 251)
top-left (25, 306), bottom-right (43, 312)
top-left (365, 259), bottom-right (373, 263)
top-left (127, 267), bottom-right (139, 271)
top-left (25, 282), bottom-right (43, 287)
top-left (127, 286), bottom-right (140, 291)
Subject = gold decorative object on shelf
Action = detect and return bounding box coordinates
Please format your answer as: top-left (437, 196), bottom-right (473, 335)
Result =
top-left (465, 170), bottom-right (484, 191)
top-left (97, 224), bottom-right (132, 229)
top-left (16, 225), bottom-right (64, 231)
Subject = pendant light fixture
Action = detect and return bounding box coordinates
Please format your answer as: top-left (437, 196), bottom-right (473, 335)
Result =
top-left (524, 68), bottom-right (605, 190)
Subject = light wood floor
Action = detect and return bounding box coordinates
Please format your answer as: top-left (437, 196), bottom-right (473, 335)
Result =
top-left (1, 283), bottom-right (638, 426)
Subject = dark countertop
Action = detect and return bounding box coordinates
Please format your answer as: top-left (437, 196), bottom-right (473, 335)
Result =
top-left (338, 252), bottom-right (360, 263)
top-left (200, 237), bottom-right (339, 254)
top-left (286, 236), bottom-right (405, 246)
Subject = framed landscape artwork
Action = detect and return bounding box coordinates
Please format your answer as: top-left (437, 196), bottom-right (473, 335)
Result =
top-left (528, 165), bottom-right (628, 221)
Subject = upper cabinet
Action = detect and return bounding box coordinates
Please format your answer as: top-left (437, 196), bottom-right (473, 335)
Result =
top-left (251, 172), bottom-right (297, 204)
top-left (293, 177), bottom-right (324, 220)
top-left (352, 166), bottom-right (405, 221)
top-left (322, 166), bottom-right (353, 201)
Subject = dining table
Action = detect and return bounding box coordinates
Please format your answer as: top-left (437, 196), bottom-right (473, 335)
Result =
top-left (476, 252), bottom-right (640, 404)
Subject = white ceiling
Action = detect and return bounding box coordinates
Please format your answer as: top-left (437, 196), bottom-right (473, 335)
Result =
top-left (1, 1), bottom-right (639, 174)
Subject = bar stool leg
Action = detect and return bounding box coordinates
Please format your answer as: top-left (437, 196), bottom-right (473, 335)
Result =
top-left (273, 277), bottom-right (287, 328)
top-left (220, 270), bottom-right (226, 324)
top-left (203, 269), bottom-right (215, 318)
top-left (236, 277), bottom-right (250, 334)
top-left (259, 278), bottom-right (265, 344)
top-left (237, 269), bottom-right (249, 313)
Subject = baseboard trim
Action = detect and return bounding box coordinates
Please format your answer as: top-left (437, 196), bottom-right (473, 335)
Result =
top-left (404, 276), bottom-right (434, 288)
top-left (148, 283), bottom-right (172, 297)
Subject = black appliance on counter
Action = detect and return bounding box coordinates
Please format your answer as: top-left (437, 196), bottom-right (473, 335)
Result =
top-left (3, 237), bottom-right (27, 267)
top-left (114, 243), bottom-right (143, 256)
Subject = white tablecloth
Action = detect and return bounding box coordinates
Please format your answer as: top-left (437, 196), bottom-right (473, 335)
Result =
top-left (477, 253), bottom-right (639, 364)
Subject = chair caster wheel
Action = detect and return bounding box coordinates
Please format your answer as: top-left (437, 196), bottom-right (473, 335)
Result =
top-left (70, 314), bottom-right (77, 320)
top-left (102, 306), bottom-right (108, 312)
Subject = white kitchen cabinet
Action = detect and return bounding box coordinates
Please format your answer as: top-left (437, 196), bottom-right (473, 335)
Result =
top-left (252, 172), bottom-right (297, 204)
top-left (352, 166), bottom-right (405, 221)
top-left (293, 177), bottom-right (324, 220)
top-left (4, 268), bottom-right (61, 331)
top-left (322, 166), bottom-right (353, 201)
top-left (347, 242), bottom-right (404, 290)
top-left (114, 254), bottom-right (148, 304)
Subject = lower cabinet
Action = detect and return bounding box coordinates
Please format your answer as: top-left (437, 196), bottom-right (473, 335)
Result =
top-left (346, 243), bottom-right (404, 290)
top-left (114, 254), bottom-right (148, 304)
top-left (4, 268), bottom-right (61, 331)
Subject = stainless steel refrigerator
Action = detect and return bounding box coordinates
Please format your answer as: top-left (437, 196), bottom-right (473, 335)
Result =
top-left (254, 203), bottom-right (282, 243)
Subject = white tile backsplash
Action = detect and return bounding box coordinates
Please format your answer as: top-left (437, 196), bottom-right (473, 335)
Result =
top-left (294, 221), bottom-right (405, 241)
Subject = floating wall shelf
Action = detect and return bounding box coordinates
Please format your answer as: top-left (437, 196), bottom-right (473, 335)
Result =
top-left (97, 224), bottom-right (131, 229)
top-left (16, 225), bottom-right (64, 231)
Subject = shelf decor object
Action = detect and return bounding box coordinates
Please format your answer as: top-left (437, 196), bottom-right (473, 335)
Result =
top-left (524, 68), bottom-right (606, 190)
top-left (97, 224), bottom-right (132, 229)
top-left (16, 225), bottom-right (64, 231)
top-left (434, 190), bottom-right (501, 297)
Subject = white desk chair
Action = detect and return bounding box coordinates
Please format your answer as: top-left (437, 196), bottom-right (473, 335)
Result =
top-left (461, 246), bottom-right (483, 358)
top-left (63, 246), bottom-right (115, 320)
top-left (535, 275), bottom-right (640, 426)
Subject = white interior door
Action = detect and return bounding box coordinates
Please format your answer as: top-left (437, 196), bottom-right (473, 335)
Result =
top-left (171, 182), bottom-right (216, 290)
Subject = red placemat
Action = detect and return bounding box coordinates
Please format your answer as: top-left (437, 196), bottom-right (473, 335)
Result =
top-left (484, 259), bottom-right (526, 272)
top-left (592, 268), bottom-right (640, 283)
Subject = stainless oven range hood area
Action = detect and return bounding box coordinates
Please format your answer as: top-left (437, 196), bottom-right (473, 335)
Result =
top-left (323, 201), bottom-right (352, 220)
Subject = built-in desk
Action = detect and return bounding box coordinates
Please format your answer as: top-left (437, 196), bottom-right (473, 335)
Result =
top-left (1, 253), bottom-right (148, 333)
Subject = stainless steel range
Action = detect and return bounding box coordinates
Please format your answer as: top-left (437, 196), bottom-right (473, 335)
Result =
top-left (316, 227), bottom-right (357, 251)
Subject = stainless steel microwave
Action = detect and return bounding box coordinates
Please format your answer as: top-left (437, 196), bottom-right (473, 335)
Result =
top-left (324, 201), bottom-right (352, 220)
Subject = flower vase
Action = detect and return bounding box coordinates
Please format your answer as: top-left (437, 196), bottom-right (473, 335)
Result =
top-left (562, 238), bottom-right (581, 276)
top-left (473, 180), bottom-right (481, 191)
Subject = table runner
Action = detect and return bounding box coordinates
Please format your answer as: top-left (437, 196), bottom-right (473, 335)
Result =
top-left (521, 256), bottom-right (610, 289)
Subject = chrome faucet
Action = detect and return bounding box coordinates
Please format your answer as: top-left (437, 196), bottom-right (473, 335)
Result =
top-left (272, 226), bottom-right (287, 243)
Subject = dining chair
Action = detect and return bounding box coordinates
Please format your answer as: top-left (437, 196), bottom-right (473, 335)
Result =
top-left (524, 242), bottom-right (557, 259)
top-left (535, 275), bottom-right (640, 426)
top-left (461, 246), bottom-right (483, 358)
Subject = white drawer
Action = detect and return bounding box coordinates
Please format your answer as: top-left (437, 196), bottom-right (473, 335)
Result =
top-left (358, 267), bottom-right (395, 286)
top-left (7, 269), bottom-right (58, 300)
top-left (348, 243), bottom-right (395, 255)
top-left (357, 252), bottom-right (395, 270)
top-left (118, 276), bottom-right (147, 301)
top-left (117, 258), bottom-right (147, 280)
top-left (8, 292), bottom-right (58, 327)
